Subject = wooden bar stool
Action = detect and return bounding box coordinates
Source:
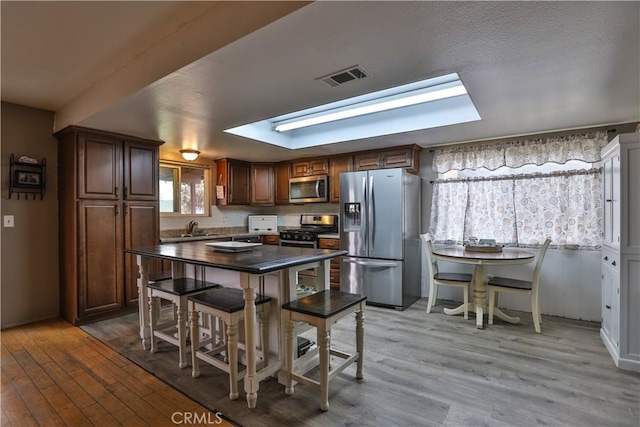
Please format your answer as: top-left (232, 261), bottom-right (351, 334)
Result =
top-left (281, 290), bottom-right (366, 411)
top-left (188, 287), bottom-right (271, 400)
top-left (147, 278), bottom-right (220, 368)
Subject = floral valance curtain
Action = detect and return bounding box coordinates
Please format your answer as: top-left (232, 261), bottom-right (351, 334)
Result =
top-left (433, 130), bottom-right (608, 173)
top-left (428, 169), bottom-right (602, 249)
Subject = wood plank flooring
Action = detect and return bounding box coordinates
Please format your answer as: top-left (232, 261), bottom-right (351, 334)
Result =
top-left (80, 298), bottom-right (640, 427)
top-left (4, 299), bottom-right (639, 426)
top-left (1, 319), bottom-right (236, 426)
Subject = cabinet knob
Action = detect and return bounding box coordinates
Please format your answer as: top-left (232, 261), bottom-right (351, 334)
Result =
top-left (604, 256), bottom-right (608, 261)
top-left (605, 305), bottom-right (611, 309)
top-left (605, 199), bottom-right (613, 202)
top-left (611, 261), bottom-right (616, 266)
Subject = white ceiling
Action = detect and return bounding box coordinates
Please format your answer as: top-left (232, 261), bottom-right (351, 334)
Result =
top-left (2, 1), bottom-right (639, 162)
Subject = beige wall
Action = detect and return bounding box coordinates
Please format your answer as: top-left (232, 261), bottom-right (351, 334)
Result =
top-left (1, 102), bottom-right (59, 328)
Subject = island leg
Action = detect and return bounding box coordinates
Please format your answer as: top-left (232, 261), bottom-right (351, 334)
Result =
top-left (242, 273), bottom-right (259, 408)
top-left (137, 255), bottom-right (150, 350)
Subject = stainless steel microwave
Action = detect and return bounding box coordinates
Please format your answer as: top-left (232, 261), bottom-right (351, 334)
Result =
top-left (289, 175), bottom-right (329, 203)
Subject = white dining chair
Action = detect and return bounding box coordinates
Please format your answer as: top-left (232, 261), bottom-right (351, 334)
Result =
top-left (421, 233), bottom-right (473, 319)
top-left (487, 238), bottom-right (552, 333)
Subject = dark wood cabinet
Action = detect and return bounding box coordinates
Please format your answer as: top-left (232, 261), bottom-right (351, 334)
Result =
top-left (261, 234), bottom-right (280, 245)
top-left (77, 200), bottom-right (123, 317)
top-left (319, 238), bottom-right (341, 290)
top-left (292, 158), bottom-right (329, 177)
top-left (216, 159), bottom-right (250, 205)
top-left (250, 163), bottom-right (274, 206)
top-left (123, 141), bottom-right (159, 200)
top-left (354, 145), bottom-right (421, 172)
top-left (329, 155), bottom-right (353, 203)
top-left (56, 126), bottom-right (162, 324)
top-left (78, 133), bottom-right (121, 199)
top-left (274, 162), bottom-right (291, 205)
top-left (124, 202), bottom-right (160, 306)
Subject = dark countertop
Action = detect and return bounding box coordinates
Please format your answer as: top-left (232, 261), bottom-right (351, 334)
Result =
top-left (125, 241), bottom-right (347, 275)
top-left (160, 233), bottom-right (262, 244)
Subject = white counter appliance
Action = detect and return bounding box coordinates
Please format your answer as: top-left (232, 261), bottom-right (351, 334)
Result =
top-left (248, 215), bottom-right (278, 234)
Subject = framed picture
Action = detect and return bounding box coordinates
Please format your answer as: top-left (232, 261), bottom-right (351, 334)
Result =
top-left (14, 170), bottom-right (42, 188)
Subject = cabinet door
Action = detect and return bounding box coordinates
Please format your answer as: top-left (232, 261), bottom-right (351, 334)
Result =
top-left (228, 160), bottom-right (250, 205)
top-left (78, 134), bottom-right (121, 199)
top-left (292, 161), bottom-right (310, 177)
top-left (251, 164), bottom-right (274, 205)
top-left (78, 200), bottom-right (123, 317)
top-left (274, 163), bottom-right (291, 205)
top-left (309, 159), bottom-right (329, 175)
top-left (602, 263), bottom-right (613, 339)
top-left (124, 202), bottom-right (160, 306)
top-left (292, 159), bottom-right (328, 177)
top-left (329, 155), bottom-right (353, 203)
top-left (381, 147), bottom-right (418, 170)
top-left (354, 152), bottom-right (382, 171)
top-left (603, 152), bottom-right (621, 248)
top-left (611, 152), bottom-right (621, 248)
top-left (123, 140), bottom-right (158, 201)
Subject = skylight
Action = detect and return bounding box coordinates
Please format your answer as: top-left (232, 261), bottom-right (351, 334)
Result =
top-left (224, 73), bottom-right (480, 149)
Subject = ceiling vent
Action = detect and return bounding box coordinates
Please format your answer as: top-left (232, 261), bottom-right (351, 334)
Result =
top-left (318, 66), bottom-right (368, 87)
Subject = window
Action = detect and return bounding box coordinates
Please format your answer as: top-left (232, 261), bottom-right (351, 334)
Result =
top-left (429, 131), bottom-right (608, 250)
top-left (160, 161), bottom-right (210, 216)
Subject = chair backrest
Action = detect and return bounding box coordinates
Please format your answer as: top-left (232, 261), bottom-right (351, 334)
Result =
top-left (531, 238), bottom-right (552, 293)
top-left (419, 233), bottom-right (439, 276)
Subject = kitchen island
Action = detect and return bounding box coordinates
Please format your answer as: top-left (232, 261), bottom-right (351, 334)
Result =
top-left (124, 242), bottom-right (346, 408)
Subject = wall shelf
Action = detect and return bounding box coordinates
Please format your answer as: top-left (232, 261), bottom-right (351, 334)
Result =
top-left (8, 153), bottom-right (46, 200)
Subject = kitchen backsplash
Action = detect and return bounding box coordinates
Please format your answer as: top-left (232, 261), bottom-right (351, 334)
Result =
top-left (160, 204), bottom-right (339, 232)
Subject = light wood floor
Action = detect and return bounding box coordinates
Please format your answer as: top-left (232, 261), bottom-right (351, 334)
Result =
top-left (80, 298), bottom-right (640, 427)
top-left (0, 319), bottom-right (236, 426)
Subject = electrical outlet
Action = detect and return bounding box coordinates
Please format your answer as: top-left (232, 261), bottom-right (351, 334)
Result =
top-left (3, 215), bottom-right (15, 227)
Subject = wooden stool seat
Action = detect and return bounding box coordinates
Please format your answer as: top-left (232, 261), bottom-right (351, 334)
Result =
top-left (147, 278), bottom-right (220, 368)
top-left (189, 288), bottom-right (271, 400)
top-left (282, 290), bottom-right (366, 411)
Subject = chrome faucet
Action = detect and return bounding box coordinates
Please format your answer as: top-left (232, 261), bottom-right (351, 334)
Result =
top-left (188, 221), bottom-right (198, 235)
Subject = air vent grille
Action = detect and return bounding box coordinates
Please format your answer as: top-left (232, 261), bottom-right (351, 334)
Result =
top-left (318, 66), bottom-right (368, 87)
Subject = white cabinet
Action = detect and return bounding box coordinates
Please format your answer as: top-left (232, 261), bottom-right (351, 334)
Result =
top-left (600, 133), bottom-right (640, 371)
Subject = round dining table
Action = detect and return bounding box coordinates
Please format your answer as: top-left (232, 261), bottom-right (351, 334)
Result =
top-left (431, 245), bottom-right (535, 329)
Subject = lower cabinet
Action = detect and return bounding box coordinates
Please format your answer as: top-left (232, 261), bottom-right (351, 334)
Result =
top-left (261, 234), bottom-right (280, 245)
top-left (124, 202), bottom-right (160, 306)
top-left (73, 200), bottom-right (161, 323)
top-left (319, 238), bottom-right (341, 290)
top-left (77, 200), bottom-right (123, 318)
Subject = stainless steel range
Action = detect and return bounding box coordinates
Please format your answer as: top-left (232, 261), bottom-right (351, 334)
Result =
top-left (279, 214), bottom-right (339, 248)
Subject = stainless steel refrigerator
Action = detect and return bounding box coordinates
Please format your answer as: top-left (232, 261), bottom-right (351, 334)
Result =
top-left (339, 168), bottom-right (421, 310)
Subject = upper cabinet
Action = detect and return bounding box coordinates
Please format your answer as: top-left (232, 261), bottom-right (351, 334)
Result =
top-left (251, 163), bottom-right (274, 206)
top-left (329, 155), bottom-right (353, 203)
top-left (123, 141), bottom-right (159, 201)
top-left (274, 162), bottom-right (291, 205)
top-left (354, 145), bottom-right (421, 173)
top-left (216, 158), bottom-right (250, 205)
top-left (292, 158), bottom-right (329, 177)
top-left (77, 134), bottom-right (158, 200)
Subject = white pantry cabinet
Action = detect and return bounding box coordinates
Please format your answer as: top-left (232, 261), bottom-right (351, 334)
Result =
top-left (600, 133), bottom-right (640, 371)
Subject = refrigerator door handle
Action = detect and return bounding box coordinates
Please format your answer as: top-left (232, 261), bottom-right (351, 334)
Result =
top-left (363, 175), bottom-right (368, 248)
top-left (369, 175), bottom-right (375, 251)
top-left (342, 259), bottom-right (398, 268)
